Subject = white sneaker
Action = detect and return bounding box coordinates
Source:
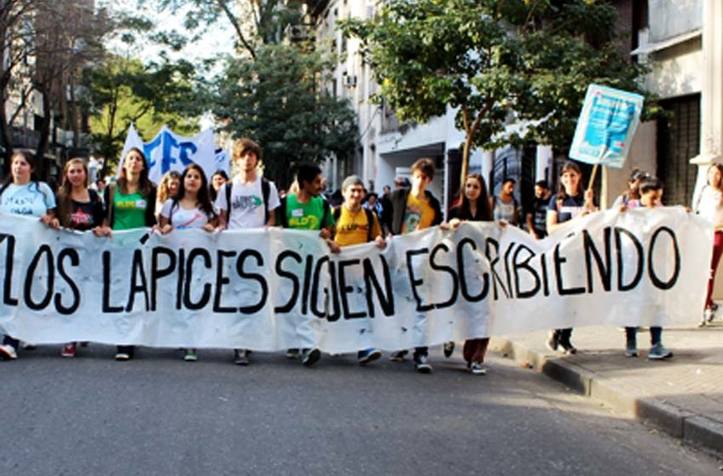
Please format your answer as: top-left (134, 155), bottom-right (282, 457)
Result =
top-left (114, 352), bottom-right (130, 361)
top-left (0, 344), bottom-right (18, 360)
top-left (705, 307), bottom-right (715, 323)
top-left (470, 362), bottom-right (487, 375)
top-left (414, 354), bottom-right (433, 373)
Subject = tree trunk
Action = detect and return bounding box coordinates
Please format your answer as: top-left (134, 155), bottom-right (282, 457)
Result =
top-left (460, 113), bottom-right (482, 186)
top-left (34, 90), bottom-right (52, 180)
top-left (0, 100), bottom-right (13, 166)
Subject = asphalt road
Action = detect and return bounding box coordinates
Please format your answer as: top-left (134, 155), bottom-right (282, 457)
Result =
top-left (0, 345), bottom-right (719, 475)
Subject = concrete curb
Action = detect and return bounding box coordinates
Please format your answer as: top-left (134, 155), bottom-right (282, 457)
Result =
top-left (489, 337), bottom-right (723, 457)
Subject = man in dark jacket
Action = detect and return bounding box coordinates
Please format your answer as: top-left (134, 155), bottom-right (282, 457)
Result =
top-left (381, 158), bottom-right (442, 373)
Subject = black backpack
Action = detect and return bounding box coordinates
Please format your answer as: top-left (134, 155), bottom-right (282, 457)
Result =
top-left (333, 206), bottom-right (375, 242)
top-left (224, 178), bottom-right (272, 224)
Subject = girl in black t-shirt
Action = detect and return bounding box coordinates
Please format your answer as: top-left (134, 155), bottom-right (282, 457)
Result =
top-left (56, 159), bottom-right (105, 232)
top-left (56, 158), bottom-right (105, 358)
top-left (545, 161), bottom-right (595, 354)
top-left (443, 173), bottom-right (493, 375)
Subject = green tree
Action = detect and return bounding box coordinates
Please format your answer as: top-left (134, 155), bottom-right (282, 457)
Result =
top-left (215, 44), bottom-right (358, 186)
top-left (87, 54), bottom-right (202, 176)
top-left (342, 0), bottom-right (653, 181)
top-left (144, 0), bottom-right (305, 59)
top-left (143, 0), bottom-right (358, 186)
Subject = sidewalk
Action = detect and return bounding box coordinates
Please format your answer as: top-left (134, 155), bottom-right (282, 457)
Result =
top-left (489, 322), bottom-right (723, 457)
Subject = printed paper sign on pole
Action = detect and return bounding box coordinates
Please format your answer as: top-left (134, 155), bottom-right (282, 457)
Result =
top-left (569, 84), bottom-right (644, 168)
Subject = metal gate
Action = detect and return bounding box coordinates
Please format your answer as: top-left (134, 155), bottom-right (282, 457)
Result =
top-left (657, 94), bottom-right (700, 207)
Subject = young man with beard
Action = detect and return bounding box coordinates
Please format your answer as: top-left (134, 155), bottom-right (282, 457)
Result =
top-left (278, 163), bottom-right (338, 367)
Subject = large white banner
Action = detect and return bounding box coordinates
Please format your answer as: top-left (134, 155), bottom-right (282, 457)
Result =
top-left (121, 124), bottom-right (229, 185)
top-left (0, 208), bottom-right (711, 352)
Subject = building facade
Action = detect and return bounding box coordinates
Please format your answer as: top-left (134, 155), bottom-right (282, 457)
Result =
top-left (308, 0), bottom-right (720, 220)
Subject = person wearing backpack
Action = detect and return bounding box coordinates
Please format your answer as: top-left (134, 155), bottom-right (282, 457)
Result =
top-left (0, 152), bottom-right (59, 361)
top-left (277, 163), bottom-right (338, 368)
top-left (157, 164), bottom-right (219, 362)
top-left (215, 138), bottom-right (280, 366)
top-left (333, 175), bottom-right (386, 365)
top-left (381, 158), bottom-right (443, 373)
top-left (490, 177), bottom-right (519, 226)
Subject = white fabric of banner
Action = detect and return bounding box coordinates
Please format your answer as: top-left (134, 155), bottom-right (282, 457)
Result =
top-left (0, 208), bottom-right (711, 352)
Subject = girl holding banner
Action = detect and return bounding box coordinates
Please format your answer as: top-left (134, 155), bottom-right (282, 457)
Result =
top-left (696, 163), bottom-right (723, 325)
top-left (545, 161), bottom-right (596, 355)
top-left (97, 147), bottom-right (157, 361)
top-left (157, 164), bottom-right (218, 362)
top-left (444, 173), bottom-right (493, 375)
top-left (0, 152), bottom-right (58, 361)
top-left (55, 158), bottom-right (105, 358)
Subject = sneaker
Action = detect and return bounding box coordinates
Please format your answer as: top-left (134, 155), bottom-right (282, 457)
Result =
top-left (624, 343), bottom-right (638, 358)
top-left (0, 344), bottom-right (18, 360)
top-left (233, 349), bottom-right (249, 366)
top-left (469, 362), bottom-right (487, 375)
top-left (21, 342), bottom-right (36, 350)
top-left (559, 339), bottom-right (577, 355)
top-left (358, 348), bottom-right (382, 365)
top-left (302, 348), bottom-right (321, 367)
top-left (114, 352), bottom-right (130, 361)
top-left (443, 341), bottom-right (455, 358)
top-left (61, 343), bottom-right (77, 358)
top-left (389, 350), bottom-right (408, 362)
top-left (705, 307), bottom-right (715, 323)
top-left (286, 348), bottom-right (300, 360)
top-left (546, 331), bottom-right (559, 352)
top-left (184, 349), bottom-right (198, 362)
top-left (414, 354), bottom-right (433, 373)
top-left (648, 343), bottom-right (673, 360)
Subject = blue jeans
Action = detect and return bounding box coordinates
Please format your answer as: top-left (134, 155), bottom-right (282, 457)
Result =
top-left (625, 327), bottom-right (662, 347)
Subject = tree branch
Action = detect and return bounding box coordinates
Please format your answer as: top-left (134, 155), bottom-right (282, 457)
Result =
top-left (215, 0), bottom-right (256, 59)
top-left (7, 82), bottom-right (32, 124)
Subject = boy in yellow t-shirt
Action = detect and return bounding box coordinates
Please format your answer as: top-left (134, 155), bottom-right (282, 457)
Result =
top-left (333, 175), bottom-right (386, 364)
top-left (380, 158), bottom-right (442, 373)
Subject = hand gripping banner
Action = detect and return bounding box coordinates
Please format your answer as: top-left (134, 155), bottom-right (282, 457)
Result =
top-left (0, 208), bottom-right (711, 352)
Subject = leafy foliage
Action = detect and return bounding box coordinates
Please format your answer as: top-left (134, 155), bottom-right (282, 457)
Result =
top-left (87, 55), bottom-right (202, 173)
top-left (342, 0), bottom-right (653, 178)
top-left (141, 0), bottom-right (359, 186)
top-left (214, 44), bottom-right (358, 186)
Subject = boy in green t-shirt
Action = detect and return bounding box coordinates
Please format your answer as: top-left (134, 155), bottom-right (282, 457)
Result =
top-left (278, 163), bottom-right (337, 367)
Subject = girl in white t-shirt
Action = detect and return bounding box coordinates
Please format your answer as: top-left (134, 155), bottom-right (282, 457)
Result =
top-left (0, 152), bottom-right (59, 362)
top-left (158, 164), bottom-right (217, 233)
top-left (695, 163), bottom-right (723, 325)
top-left (157, 164), bottom-right (218, 362)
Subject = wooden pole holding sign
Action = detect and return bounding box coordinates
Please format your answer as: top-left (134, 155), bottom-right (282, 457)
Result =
top-left (588, 163), bottom-right (599, 191)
